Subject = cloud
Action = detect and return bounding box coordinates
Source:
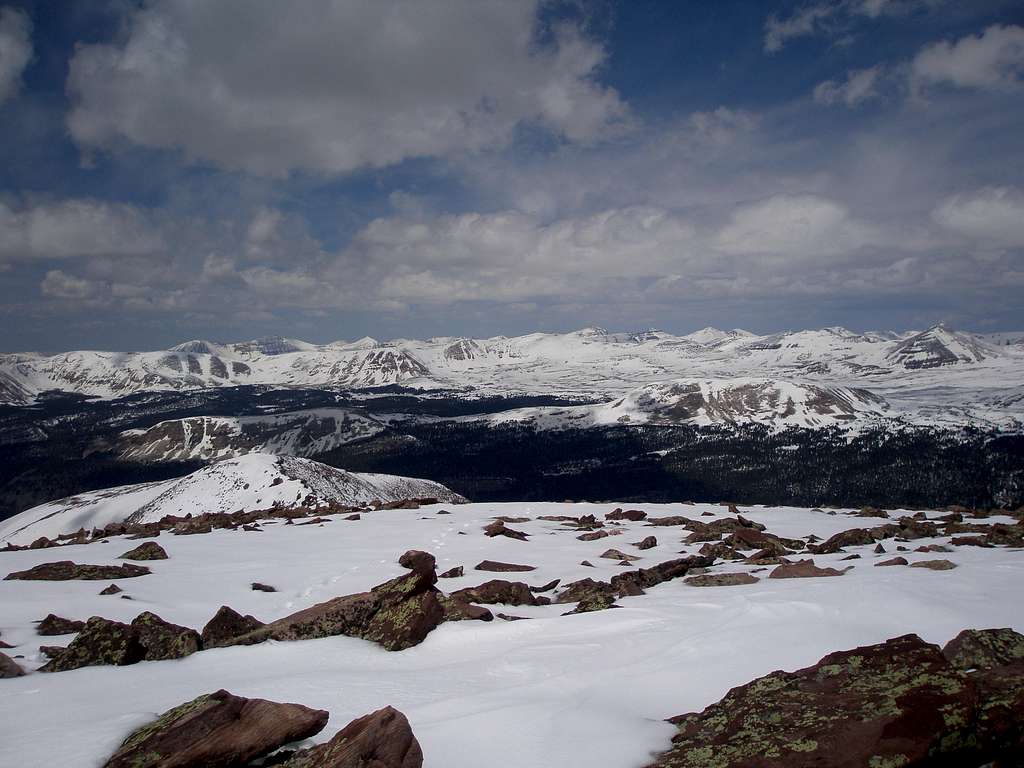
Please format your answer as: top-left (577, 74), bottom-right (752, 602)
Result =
top-left (932, 187), bottom-right (1024, 246)
top-left (913, 24), bottom-right (1024, 91)
top-left (66, 0), bottom-right (628, 177)
top-left (0, 7), bottom-right (32, 105)
top-left (40, 270), bottom-right (102, 300)
top-left (814, 66), bottom-right (883, 106)
top-left (0, 200), bottom-right (165, 261)
top-left (764, 4), bottom-right (838, 53)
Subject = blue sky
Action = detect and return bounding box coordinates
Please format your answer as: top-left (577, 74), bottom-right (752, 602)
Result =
top-left (0, 0), bottom-right (1022, 351)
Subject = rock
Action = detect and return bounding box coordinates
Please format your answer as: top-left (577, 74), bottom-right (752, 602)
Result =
top-left (496, 613), bottom-right (530, 621)
top-left (530, 579), bottom-right (560, 593)
top-left (555, 578), bottom-right (616, 604)
top-left (684, 573), bottom-right (759, 587)
top-left (768, 559), bottom-right (846, 579)
top-left (580, 560), bottom-right (594, 567)
top-left (811, 528), bottom-right (876, 554)
top-left (600, 548), bottom-right (640, 562)
top-left (438, 566), bottom-right (464, 579)
top-left (438, 597), bottom-right (493, 622)
top-left (174, 519), bottom-right (213, 535)
top-left (916, 544), bottom-right (952, 553)
top-left (119, 541), bottom-right (169, 561)
top-left (252, 582), bottom-right (277, 592)
top-left (744, 549), bottom-right (791, 565)
top-left (450, 580), bottom-right (538, 606)
top-left (493, 515), bottom-right (530, 523)
top-left (221, 552), bottom-right (445, 651)
top-left (632, 535), bottom-right (658, 550)
top-left (873, 542), bottom-right (886, 554)
top-left (608, 555), bottom-right (715, 597)
top-left (942, 628), bottom-right (1024, 671)
top-left (562, 592), bottom-right (618, 614)
top-left (4, 561), bottom-right (151, 581)
top-left (102, 689), bottom-right (329, 768)
top-left (646, 634), bottom-right (982, 768)
top-left (874, 557), bottom-right (908, 566)
top-left (606, 508), bottom-right (647, 521)
top-left (910, 559), bottom-right (957, 570)
top-left (856, 506), bottom-right (889, 518)
top-left (697, 542), bottom-right (743, 561)
top-left (577, 530), bottom-right (609, 541)
top-left (99, 584), bottom-right (123, 595)
top-left (201, 606), bottom-right (266, 649)
top-left (36, 614), bottom-right (86, 635)
top-left (40, 617), bottom-right (146, 672)
top-left (279, 705), bottom-right (421, 768)
top-left (951, 535), bottom-right (993, 547)
top-left (39, 645), bottom-right (66, 661)
top-left (839, 554), bottom-right (861, 560)
top-left (724, 527), bottom-right (800, 553)
top-left (1, 651), bottom-right (25, 678)
top-left (473, 560), bottom-right (536, 572)
top-left (483, 520), bottom-right (528, 541)
top-left (131, 612), bottom-right (202, 660)
top-left (344, 514), bottom-right (361, 521)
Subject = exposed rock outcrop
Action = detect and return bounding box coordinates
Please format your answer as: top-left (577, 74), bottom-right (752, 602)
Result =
top-left (4, 561), bottom-right (151, 581)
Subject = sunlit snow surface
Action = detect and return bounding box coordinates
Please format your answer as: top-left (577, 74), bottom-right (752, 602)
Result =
top-left (1, 501), bottom-right (1022, 767)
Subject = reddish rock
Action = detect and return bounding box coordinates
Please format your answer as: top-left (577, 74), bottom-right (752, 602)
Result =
top-left (280, 705), bottom-right (422, 768)
top-left (633, 536), bottom-right (657, 550)
top-left (36, 614), bottom-right (85, 635)
top-left (768, 559), bottom-right (846, 579)
top-left (684, 573), bottom-right (759, 587)
top-left (251, 582), bottom-right (277, 592)
top-left (910, 559), bottom-right (957, 570)
top-left (450, 580), bottom-right (538, 606)
top-left (438, 566), bottom-right (464, 579)
top-left (102, 689), bottom-right (329, 768)
top-left (474, 560), bottom-right (536, 572)
top-left (40, 617), bottom-right (146, 672)
top-left (530, 579), bottom-right (560, 593)
top-left (119, 541), bottom-right (169, 561)
top-left (875, 557), bottom-right (908, 567)
top-left (483, 520), bottom-right (528, 541)
top-left (1, 651), bottom-right (25, 678)
top-left (577, 530), bottom-right (609, 541)
top-left (4, 561), bottom-right (151, 581)
top-left (99, 584), bottom-right (123, 595)
top-left (201, 606), bottom-right (266, 649)
top-left (600, 548), bottom-right (640, 562)
top-left (606, 509), bottom-right (647, 521)
top-left (131, 612), bottom-right (202, 660)
top-left (811, 528), bottom-right (877, 554)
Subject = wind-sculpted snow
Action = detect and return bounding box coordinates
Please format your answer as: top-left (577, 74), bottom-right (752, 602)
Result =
top-left (0, 323), bottom-right (1021, 429)
top-left (0, 454), bottom-right (464, 546)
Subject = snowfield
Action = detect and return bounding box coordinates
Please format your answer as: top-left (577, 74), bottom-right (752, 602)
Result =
top-left (1, 500), bottom-right (1022, 767)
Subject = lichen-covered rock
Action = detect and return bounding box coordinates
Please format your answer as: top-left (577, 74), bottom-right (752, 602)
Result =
top-left (131, 612), bottom-right (202, 660)
top-left (562, 592), bottom-right (618, 614)
top-left (102, 689), bottom-right (329, 768)
top-left (810, 528), bottom-right (876, 554)
top-left (119, 541), bottom-right (169, 561)
top-left (280, 705), bottom-right (422, 768)
top-left (4, 561), bottom-right (151, 581)
top-left (1, 651), bottom-right (25, 678)
top-left (201, 606), bottom-right (266, 649)
top-left (943, 628), bottom-right (1024, 671)
top-left (36, 614), bottom-right (85, 635)
top-left (769, 559), bottom-right (846, 579)
top-left (646, 634), bottom-right (978, 768)
top-left (40, 617), bottom-right (146, 672)
top-left (438, 597), bottom-right (493, 622)
top-left (449, 580), bottom-right (538, 606)
top-left (554, 578), bottom-right (615, 604)
top-left (577, 530), bottom-right (609, 542)
top-left (697, 542), bottom-right (743, 561)
top-left (684, 573), bottom-right (758, 587)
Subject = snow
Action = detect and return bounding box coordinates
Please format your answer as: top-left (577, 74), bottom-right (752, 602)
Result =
top-left (0, 454), bottom-right (464, 546)
top-left (1, 501), bottom-right (1022, 767)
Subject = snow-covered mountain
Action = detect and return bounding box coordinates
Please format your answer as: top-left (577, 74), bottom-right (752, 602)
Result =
top-left (114, 408), bottom-right (385, 462)
top-left (1, 324), bottom-right (1021, 429)
top-left (0, 453), bottom-right (465, 545)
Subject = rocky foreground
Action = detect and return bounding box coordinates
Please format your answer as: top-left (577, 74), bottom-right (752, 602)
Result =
top-left (1, 499), bottom-right (1022, 766)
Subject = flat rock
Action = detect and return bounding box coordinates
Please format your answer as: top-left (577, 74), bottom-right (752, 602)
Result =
top-left (530, 578), bottom-right (560, 592)
top-left (483, 520), bottom-right (528, 541)
top-left (577, 530), bottom-right (609, 541)
top-left (874, 557), bottom-right (908, 566)
top-left (450, 580), bottom-right (538, 606)
top-left (600, 548), bottom-right (640, 562)
top-left (768, 559), bottom-right (846, 579)
top-left (280, 705), bottom-right (422, 768)
top-left (684, 573), bottom-right (759, 587)
top-left (102, 689), bottom-right (329, 768)
top-left (119, 541), bottom-right (169, 561)
top-left (473, 560), bottom-right (536, 572)
top-left (251, 582), bottom-right (277, 592)
top-left (4, 561), bottom-right (151, 581)
top-left (910, 559), bottom-right (957, 570)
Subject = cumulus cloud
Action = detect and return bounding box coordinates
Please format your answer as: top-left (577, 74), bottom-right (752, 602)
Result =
top-left (814, 66), bottom-right (883, 106)
top-left (932, 187), bottom-right (1024, 246)
top-left (67, 0), bottom-right (628, 176)
top-left (0, 7), bottom-right (32, 105)
top-left (913, 24), bottom-right (1024, 91)
top-left (0, 200), bottom-right (165, 261)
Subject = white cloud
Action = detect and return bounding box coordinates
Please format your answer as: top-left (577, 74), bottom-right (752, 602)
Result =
top-left (764, 5), bottom-right (838, 53)
top-left (932, 187), bottom-right (1024, 246)
top-left (814, 66), bottom-right (883, 106)
top-left (0, 7), bottom-right (32, 105)
top-left (40, 270), bottom-right (101, 300)
top-left (913, 24), bottom-right (1024, 91)
top-left (0, 200), bottom-right (165, 261)
top-left (67, 0), bottom-right (628, 177)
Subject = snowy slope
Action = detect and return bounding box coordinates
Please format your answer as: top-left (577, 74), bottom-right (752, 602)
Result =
top-left (0, 500), bottom-right (1021, 767)
top-left (115, 408), bottom-right (385, 461)
top-left (0, 454), bottom-right (464, 545)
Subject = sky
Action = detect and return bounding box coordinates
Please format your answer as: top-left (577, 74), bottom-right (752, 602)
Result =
top-left (0, 0), bottom-right (1023, 352)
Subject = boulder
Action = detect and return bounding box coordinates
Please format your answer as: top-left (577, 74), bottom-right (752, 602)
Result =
top-left (40, 617), bottom-right (146, 672)
top-left (684, 573), bottom-right (759, 587)
top-left (646, 634), bottom-right (978, 768)
top-left (562, 592), bottom-right (618, 614)
top-left (102, 689), bottom-right (329, 768)
top-left (438, 566), bottom-right (464, 579)
top-left (577, 530), bottom-right (609, 542)
top-left (768, 559), bottom-right (846, 579)
top-left (119, 542), bottom-right (169, 561)
top-left (99, 584), bottom-right (123, 595)
top-left (530, 579), bottom-right (560, 593)
top-left (600, 548), bottom-right (640, 562)
top-left (1, 651), bottom-right (25, 678)
top-left (606, 509), bottom-right (647, 521)
top-left (697, 542), bottom-right (743, 561)
top-left (633, 536), bottom-right (658, 550)
top-left (449, 580), bottom-right (538, 606)
top-left (910, 559), bottom-right (957, 570)
top-left (942, 628), bottom-right (1024, 671)
top-left (473, 560), bottom-right (536, 572)
top-left (36, 614), bottom-right (86, 635)
top-left (131, 612), bottom-right (202, 660)
top-left (483, 520), bottom-right (528, 541)
top-left (280, 705), bottom-right (421, 768)
top-left (608, 555), bottom-right (715, 597)
top-left (201, 606), bottom-right (266, 649)
top-left (874, 557), bottom-right (908, 566)
top-left (251, 582), bottom-right (277, 592)
top-left (554, 578), bottom-right (616, 604)
top-left (4, 561), bottom-right (151, 581)
top-left (811, 528), bottom-right (876, 554)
